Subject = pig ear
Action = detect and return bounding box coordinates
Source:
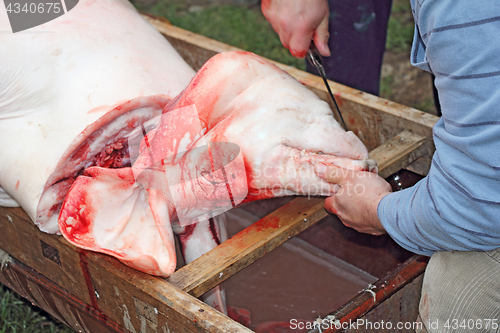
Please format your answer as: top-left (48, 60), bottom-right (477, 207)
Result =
top-left (59, 166), bottom-right (177, 277)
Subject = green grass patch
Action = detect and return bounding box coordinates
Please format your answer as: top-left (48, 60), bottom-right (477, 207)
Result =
top-left (147, 2), bottom-right (306, 70)
top-left (379, 74), bottom-right (394, 97)
top-left (413, 98), bottom-right (436, 114)
top-left (0, 285), bottom-right (73, 333)
top-left (385, 0), bottom-right (414, 52)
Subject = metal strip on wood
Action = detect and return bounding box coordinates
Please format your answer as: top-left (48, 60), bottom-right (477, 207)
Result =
top-left (308, 255), bottom-right (429, 333)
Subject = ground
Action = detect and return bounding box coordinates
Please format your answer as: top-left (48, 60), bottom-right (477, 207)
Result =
top-left (381, 51), bottom-right (437, 113)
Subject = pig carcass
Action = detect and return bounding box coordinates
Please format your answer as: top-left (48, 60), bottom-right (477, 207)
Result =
top-left (0, 0), bottom-right (375, 292)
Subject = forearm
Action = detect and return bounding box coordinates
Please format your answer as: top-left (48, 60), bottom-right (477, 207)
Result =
top-left (379, 164), bottom-right (500, 256)
top-left (386, 0), bottom-right (500, 255)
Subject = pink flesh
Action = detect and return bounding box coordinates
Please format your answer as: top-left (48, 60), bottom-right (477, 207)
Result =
top-left (58, 51), bottom-right (376, 279)
top-left (38, 96), bottom-right (170, 232)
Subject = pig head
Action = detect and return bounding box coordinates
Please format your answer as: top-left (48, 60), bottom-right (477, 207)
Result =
top-left (58, 51), bottom-right (376, 278)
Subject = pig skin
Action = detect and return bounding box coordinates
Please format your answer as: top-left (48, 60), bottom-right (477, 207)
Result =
top-left (59, 51), bottom-right (376, 278)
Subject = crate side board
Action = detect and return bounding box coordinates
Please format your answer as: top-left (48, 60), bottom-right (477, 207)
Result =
top-left (84, 251), bottom-right (253, 333)
top-left (0, 207), bottom-right (93, 305)
top-left (0, 254), bottom-right (124, 333)
top-left (308, 255), bottom-right (429, 333)
top-left (0, 207), bottom-right (252, 333)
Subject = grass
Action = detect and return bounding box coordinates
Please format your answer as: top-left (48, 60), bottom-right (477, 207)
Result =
top-left (380, 74), bottom-right (395, 97)
top-left (386, 0), bottom-right (414, 52)
top-left (0, 284), bottom-right (73, 333)
top-left (0, 1), bottom-right (420, 331)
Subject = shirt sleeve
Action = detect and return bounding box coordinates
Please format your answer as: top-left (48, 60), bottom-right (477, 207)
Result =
top-left (379, 0), bottom-right (500, 255)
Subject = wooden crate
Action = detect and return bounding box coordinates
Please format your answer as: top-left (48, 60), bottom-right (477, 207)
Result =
top-left (0, 16), bottom-right (438, 333)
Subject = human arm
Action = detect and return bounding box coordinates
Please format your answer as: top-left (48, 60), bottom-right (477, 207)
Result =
top-left (315, 0), bottom-right (500, 256)
top-left (375, 0), bottom-right (500, 255)
top-left (261, 0), bottom-right (330, 58)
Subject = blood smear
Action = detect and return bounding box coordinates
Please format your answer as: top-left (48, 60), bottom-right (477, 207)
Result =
top-left (220, 208), bottom-right (377, 330)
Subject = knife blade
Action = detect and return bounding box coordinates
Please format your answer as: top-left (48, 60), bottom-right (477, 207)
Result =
top-left (306, 43), bottom-right (348, 131)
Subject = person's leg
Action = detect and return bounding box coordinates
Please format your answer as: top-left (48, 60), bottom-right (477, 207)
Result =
top-left (307, 0), bottom-right (393, 95)
top-left (417, 249), bottom-right (500, 333)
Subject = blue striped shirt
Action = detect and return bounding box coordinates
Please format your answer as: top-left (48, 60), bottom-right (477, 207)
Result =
top-left (378, 0), bottom-right (500, 255)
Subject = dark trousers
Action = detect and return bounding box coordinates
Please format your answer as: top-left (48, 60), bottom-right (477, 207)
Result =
top-left (306, 0), bottom-right (393, 96)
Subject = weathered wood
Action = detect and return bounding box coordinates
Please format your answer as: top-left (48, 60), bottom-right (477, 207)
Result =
top-left (168, 196), bottom-right (328, 297)
top-left (0, 207), bottom-right (252, 333)
top-left (0, 207), bottom-right (92, 305)
top-left (369, 130), bottom-right (430, 179)
top-left (0, 253), bottom-right (124, 333)
top-left (84, 251), bottom-right (253, 333)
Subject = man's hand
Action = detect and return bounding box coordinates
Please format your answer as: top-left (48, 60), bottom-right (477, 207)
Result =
top-left (315, 164), bottom-right (392, 235)
top-left (261, 0), bottom-right (330, 58)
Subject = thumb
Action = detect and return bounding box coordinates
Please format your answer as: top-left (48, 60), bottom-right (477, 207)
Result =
top-left (288, 30), bottom-right (314, 58)
top-left (313, 15), bottom-right (331, 57)
top-left (315, 164), bottom-right (347, 185)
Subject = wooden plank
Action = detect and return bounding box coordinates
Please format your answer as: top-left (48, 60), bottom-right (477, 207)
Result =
top-left (0, 207), bottom-right (92, 305)
top-left (168, 196), bottom-right (327, 297)
top-left (0, 254), bottom-right (124, 333)
top-left (368, 130), bottom-right (430, 179)
top-left (145, 15), bottom-right (439, 170)
top-left (84, 251), bottom-right (253, 333)
top-left (0, 207), bottom-right (252, 333)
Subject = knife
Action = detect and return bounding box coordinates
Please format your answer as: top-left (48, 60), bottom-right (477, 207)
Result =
top-left (306, 42), bottom-right (348, 131)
